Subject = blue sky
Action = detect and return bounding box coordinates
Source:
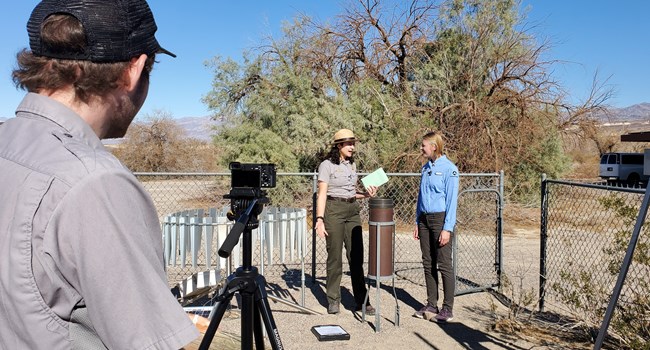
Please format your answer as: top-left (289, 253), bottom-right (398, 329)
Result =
top-left (1, 1), bottom-right (649, 120)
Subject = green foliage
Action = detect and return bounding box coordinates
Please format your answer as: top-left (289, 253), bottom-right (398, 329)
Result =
top-left (551, 268), bottom-right (608, 322)
top-left (411, 0), bottom-right (571, 202)
top-left (598, 195), bottom-right (650, 348)
top-left (205, 50), bottom-right (417, 172)
top-left (216, 123), bottom-right (298, 170)
top-left (600, 196), bottom-right (650, 272)
top-left (341, 80), bottom-right (423, 172)
top-left (610, 278), bottom-right (650, 350)
top-left (203, 0), bottom-right (598, 201)
top-left (507, 133), bottom-right (570, 204)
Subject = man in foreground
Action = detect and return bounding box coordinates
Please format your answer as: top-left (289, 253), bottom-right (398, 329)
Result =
top-left (0, 1), bottom-right (200, 348)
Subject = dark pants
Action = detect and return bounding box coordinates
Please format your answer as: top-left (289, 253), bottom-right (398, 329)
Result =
top-left (324, 200), bottom-right (368, 306)
top-left (418, 212), bottom-right (455, 311)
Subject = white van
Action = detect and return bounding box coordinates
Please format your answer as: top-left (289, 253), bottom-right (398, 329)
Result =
top-left (599, 152), bottom-right (649, 185)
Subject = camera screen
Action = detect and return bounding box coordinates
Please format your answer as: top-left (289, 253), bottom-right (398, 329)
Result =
top-left (231, 168), bottom-right (261, 188)
top-left (229, 162), bottom-right (276, 188)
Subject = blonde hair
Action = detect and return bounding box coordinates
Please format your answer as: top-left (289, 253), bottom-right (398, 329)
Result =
top-left (423, 131), bottom-right (444, 158)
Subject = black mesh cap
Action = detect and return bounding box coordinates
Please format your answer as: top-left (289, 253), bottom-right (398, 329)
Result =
top-left (27, 0), bottom-right (175, 62)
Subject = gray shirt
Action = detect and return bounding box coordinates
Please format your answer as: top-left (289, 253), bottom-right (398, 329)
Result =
top-left (0, 93), bottom-right (199, 349)
top-left (317, 159), bottom-right (357, 198)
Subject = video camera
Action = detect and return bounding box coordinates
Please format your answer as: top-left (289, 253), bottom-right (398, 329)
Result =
top-left (225, 162), bottom-right (276, 221)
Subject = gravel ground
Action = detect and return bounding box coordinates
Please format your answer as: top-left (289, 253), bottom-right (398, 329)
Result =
top-left (180, 217), bottom-right (597, 350)
top-left (189, 232), bottom-right (552, 350)
top-left (193, 277), bottom-right (541, 350)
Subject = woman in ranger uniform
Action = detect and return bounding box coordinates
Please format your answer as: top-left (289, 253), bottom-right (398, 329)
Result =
top-left (315, 128), bottom-right (377, 315)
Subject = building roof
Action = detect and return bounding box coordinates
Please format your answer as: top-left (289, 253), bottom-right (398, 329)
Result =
top-left (621, 131), bottom-right (650, 142)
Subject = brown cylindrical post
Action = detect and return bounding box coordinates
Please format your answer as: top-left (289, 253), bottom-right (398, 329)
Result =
top-left (368, 197), bottom-right (394, 279)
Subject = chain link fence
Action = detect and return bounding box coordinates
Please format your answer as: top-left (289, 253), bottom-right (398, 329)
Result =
top-left (540, 178), bottom-right (650, 346)
top-left (136, 171), bottom-right (503, 297)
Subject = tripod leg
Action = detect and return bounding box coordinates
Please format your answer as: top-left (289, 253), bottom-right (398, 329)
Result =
top-left (253, 304), bottom-right (265, 350)
top-left (254, 276), bottom-right (284, 350)
top-left (198, 291), bottom-right (236, 350)
top-left (241, 288), bottom-right (255, 350)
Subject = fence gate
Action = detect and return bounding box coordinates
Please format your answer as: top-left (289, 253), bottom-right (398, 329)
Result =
top-left (453, 173), bottom-right (503, 295)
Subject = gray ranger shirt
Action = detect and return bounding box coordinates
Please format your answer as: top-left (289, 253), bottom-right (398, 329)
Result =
top-left (0, 93), bottom-right (199, 349)
top-left (317, 159), bottom-right (357, 198)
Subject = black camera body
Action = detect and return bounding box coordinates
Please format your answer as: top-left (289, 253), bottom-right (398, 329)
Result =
top-left (225, 162), bottom-right (276, 222)
top-left (230, 162), bottom-right (277, 189)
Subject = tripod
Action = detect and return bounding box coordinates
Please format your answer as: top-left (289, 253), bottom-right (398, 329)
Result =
top-left (199, 198), bottom-right (285, 350)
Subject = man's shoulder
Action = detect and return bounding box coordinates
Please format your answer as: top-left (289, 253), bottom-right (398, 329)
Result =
top-left (54, 130), bottom-right (123, 169)
top-left (1, 116), bottom-right (127, 179)
top-left (41, 131), bottom-right (126, 181)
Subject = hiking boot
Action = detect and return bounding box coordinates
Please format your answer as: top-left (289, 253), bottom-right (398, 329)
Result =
top-left (327, 301), bottom-right (340, 314)
top-left (413, 304), bottom-right (439, 320)
top-left (433, 308), bottom-right (454, 323)
top-left (356, 304), bottom-right (375, 316)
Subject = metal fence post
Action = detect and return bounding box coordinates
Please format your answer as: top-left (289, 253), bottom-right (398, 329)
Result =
top-left (497, 170), bottom-right (504, 289)
top-left (539, 173), bottom-right (548, 312)
top-left (311, 173), bottom-right (318, 284)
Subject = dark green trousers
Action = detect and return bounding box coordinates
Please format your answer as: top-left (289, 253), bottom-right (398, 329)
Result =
top-left (324, 200), bottom-right (368, 306)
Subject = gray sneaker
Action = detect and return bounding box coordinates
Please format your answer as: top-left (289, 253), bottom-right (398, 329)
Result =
top-left (327, 301), bottom-right (340, 314)
top-left (433, 308), bottom-right (454, 323)
top-left (413, 304), bottom-right (439, 320)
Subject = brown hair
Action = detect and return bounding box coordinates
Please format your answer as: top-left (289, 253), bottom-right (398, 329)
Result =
top-left (12, 14), bottom-right (155, 103)
top-left (324, 144), bottom-right (355, 165)
top-left (423, 131), bottom-right (445, 158)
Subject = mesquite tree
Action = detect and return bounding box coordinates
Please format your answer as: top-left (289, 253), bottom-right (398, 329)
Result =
top-left (203, 0), bottom-right (609, 201)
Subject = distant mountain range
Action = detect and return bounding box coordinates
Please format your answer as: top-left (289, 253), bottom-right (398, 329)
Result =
top-left (0, 115), bottom-right (220, 143)
top-left (2, 103), bottom-right (650, 137)
top-left (174, 115), bottom-right (221, 141)
top-left (597, 103), bottom-right (650, 123)
top-left (100, 115), bottom-right (220, 145)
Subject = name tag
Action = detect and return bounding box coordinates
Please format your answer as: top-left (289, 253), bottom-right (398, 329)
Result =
top-left (434, 172), bottom-right (443, 175)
